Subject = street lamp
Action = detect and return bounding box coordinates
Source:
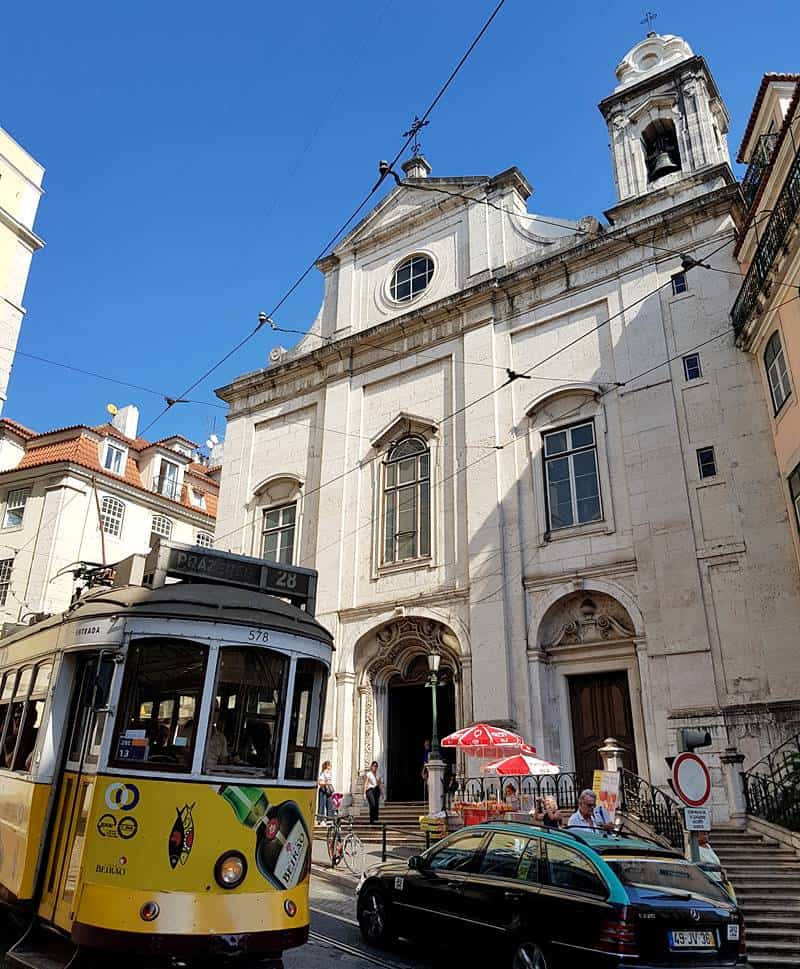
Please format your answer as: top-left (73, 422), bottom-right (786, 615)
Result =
top-left (426, 648), bottom-right (441, 759)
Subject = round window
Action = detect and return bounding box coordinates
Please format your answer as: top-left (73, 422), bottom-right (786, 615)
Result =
top-left (390, 254), bottom-right (434, 303)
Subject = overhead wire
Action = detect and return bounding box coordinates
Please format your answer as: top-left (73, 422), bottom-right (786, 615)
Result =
top-left (139, 0), bottom-right (510, 437)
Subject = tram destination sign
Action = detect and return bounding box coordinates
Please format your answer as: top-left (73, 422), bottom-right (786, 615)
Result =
top-left (146, 542), bottom-right (317, 615)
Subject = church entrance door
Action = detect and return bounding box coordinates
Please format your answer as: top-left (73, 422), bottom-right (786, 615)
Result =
top-left (386, 677), bottom-right (455, 802)
top-left (568, 671), bottom-right (637, 785)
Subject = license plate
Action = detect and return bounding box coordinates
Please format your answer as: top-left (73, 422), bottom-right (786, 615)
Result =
top-left (668, 930), bottom-right (716, 949)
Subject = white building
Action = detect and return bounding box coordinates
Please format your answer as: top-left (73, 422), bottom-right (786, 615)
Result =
top-left (215, 33), bottom-right (800, 817)
top-left (0, 404), bottom-right (219, 626)
top-left (0, 125), bottom-right (45, 417)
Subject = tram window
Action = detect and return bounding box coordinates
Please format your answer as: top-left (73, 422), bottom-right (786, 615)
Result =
top-left (111, 638), bottom-right (207, 772)
top-left (2, 667), bottom-right (34, 771)
top-left (204, 647), bottom-right (288, 776)
top-left (0, 670), bottom-right (14, 762)
top-left (285, 659), bottom-right (327, 781)
top-left (9, 661), bottom-right (53, 772)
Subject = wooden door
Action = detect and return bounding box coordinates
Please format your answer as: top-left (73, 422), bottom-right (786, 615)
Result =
top-left (568, 672), bottom-right (637, 785)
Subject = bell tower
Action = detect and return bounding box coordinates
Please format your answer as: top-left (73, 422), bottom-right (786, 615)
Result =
top-left (598, 32), bottom-right (732, 214)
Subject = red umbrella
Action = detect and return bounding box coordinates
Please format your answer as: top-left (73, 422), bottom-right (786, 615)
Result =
top-left (484, 753), bottom-right (560, 776)
top-left (441, 723), bottom-right (535, 758)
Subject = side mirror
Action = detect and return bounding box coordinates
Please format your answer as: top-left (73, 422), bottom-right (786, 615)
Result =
top-left (408, 855), bottom-right (426, 871)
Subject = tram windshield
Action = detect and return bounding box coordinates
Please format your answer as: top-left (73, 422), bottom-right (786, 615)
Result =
top-left (111, 638), bottom-right (207, 771)
top-left (204, 646), bottom-right (288, 776)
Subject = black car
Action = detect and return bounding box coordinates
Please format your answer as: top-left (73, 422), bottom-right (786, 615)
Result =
top-left (356, 822), bottom-right (747, 968)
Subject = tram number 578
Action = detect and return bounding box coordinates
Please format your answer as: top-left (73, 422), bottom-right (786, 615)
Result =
top-left (247, 628), bottom-right (270, 643)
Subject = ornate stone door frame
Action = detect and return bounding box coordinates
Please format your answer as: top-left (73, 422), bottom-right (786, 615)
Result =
top-left (352, 617), bottom-right (465, 799)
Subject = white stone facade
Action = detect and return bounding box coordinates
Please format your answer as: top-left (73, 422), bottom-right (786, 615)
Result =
top-left (216, 34), bottom-right (800, 818)
top-left (0, 126), bottom-right (45, 417)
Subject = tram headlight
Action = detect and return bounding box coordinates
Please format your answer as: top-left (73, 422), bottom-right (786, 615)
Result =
top-left (215, 850), bottom-right (248, 889)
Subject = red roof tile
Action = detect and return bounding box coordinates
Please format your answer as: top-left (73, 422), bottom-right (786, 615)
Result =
top-left (0, 418), bottom-right (37, 439)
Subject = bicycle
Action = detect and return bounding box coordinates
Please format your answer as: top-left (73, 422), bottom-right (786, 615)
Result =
top-left (326, 814), bottom-right (366, 874)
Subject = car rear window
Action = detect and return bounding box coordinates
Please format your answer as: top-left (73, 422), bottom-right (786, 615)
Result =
top-left (606, 856), bottom-right (731, 905)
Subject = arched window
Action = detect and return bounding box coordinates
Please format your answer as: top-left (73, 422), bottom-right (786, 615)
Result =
top-left (382, 436), bottom-right (430, 564)
top-left (151, 514), bottom-right (173, 539)
top-left (390, 254), bottom-right (434, 303)
top-left (196, 531), bottom-right (213, 548)
top-left (764, 331), bottom-right (792, 414)
top-left (641, 119), bottom-right (681, 183)
top-left (100, 496), bottom-right (125, 537)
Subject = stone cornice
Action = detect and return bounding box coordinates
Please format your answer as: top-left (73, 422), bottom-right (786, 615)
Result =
top-left (523, 558), bottom-right (638, 591)
top-left (0, 203), bottom-right (45, 251)
top-left (217, 183), bottom-right (741, 410)
top-left (337, 585), bottom-right (470, 622)
top-left (598, 55), bottom-right (723, 117)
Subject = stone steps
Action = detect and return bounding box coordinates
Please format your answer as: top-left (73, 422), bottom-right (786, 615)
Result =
top-left (709, 827), bottom-right (800, 967)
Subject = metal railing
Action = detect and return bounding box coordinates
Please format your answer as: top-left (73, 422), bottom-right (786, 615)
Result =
top-left (741, 132), bottom-right (780, 207)
top-left (732, 140), bottom-right (800, 335)
top-left (744, 731), bottom-right (800, 831)
top-left (452, 772), bottom-right (583, 815)
top-left (618, 768), bottom-right (685, 851)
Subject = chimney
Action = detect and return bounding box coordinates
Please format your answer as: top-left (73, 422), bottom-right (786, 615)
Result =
top-left (401, 155), bottom-right (431, 179)
top-left (111, 404), bottom-right (139, 440)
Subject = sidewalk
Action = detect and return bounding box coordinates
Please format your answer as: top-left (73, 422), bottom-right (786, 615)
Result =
top-left (310, 834), bottom-right (419, 886)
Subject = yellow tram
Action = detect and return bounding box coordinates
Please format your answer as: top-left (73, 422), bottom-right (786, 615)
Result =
top-left (0, 542), bottom-right (332, 967)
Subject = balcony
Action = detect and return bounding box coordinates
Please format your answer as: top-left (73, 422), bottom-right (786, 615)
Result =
top-left (732, 140), bottom-right (800, 336)
top-left (741, 132), bottom-right (780, 207)
top-left (152, 476), bottom-right (181, 501)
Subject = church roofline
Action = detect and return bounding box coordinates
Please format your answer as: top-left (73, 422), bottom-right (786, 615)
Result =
top-left (321, 167), bottom-right (532, 261)
top-left (216, 181), bottom-right (742, 405)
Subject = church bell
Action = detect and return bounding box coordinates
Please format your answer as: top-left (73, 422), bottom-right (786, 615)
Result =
top-left (649, 150), bottom-right (680, 180)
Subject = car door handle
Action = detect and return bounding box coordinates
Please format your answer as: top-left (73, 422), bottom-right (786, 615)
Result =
top-left (504, 890), bottom-right (524, 901)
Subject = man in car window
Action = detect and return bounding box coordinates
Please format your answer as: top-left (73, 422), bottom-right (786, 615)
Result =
top-left (568, 789), bottom-right (613, 830)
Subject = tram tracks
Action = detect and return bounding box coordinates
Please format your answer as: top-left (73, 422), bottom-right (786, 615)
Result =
top-left (308, 931), bottom-right (414, 968)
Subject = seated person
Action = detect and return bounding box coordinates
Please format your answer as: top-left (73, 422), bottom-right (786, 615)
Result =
top-left (206, 715), bottom-right (230, 768)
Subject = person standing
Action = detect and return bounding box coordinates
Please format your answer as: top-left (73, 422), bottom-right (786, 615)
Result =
top-left (532, 795), bottom-right (562, 829)
top-left (317, 760), bottom-right (334, 822)
top-left (364, 760), bottom-right (382, 824)
top-left (568, 789), bottom-right (614, 830)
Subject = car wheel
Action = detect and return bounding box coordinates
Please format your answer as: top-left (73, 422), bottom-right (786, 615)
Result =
top-left (512, 941), bottom-right (548, 969)
top-left (357, 887), bottom-right (396, 947)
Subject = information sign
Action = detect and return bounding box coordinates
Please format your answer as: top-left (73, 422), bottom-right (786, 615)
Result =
top-left (684, 807), bottom-right (712, 831)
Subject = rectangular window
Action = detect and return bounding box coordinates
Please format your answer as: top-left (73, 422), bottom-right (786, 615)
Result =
top-left (0, 558), bottom-right (13, 606)
top-left (3, 489), bottom-right (30, 529)
top-left (111, 638), bottom-right (207, 772)
top-left (543, 422), bottom-right (602, 530)
top-left (382, 438), bottom-right (431, 565)
top-left (789, 464), bottom-right (800, 531)
top-left (671, 272), bottom-right (688, 295)
top-left (262, 503), bottom-right (296, 565)
top-left (157, 460), bottom-right (181, 500)
top-left (682, 353), bottom-right (702, 381)
top-left (697, 447), bottom-right (717, 479)
top-left (103, 443), bottom-right (126, 475)
top-left (765, 331), bottom-right (792, 414)
top-left (204, 646), bottom-right (289, 777)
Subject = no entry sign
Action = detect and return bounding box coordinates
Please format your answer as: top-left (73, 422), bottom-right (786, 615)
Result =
top-left (671, 752), bottom-right (711, 808)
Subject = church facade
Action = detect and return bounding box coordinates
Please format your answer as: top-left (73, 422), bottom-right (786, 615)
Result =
top-left (216, 33), bottom-right (800, 819)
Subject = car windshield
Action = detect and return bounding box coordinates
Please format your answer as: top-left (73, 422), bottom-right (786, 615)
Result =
top-left (606, 856), bottom-right (731, 905)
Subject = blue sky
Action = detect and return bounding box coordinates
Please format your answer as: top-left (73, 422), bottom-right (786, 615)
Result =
top-left (3, 0), bottom-right (799, 447)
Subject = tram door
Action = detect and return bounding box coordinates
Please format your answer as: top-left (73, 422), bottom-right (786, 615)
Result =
top-left (39, 653), bottom-right (112, 928)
